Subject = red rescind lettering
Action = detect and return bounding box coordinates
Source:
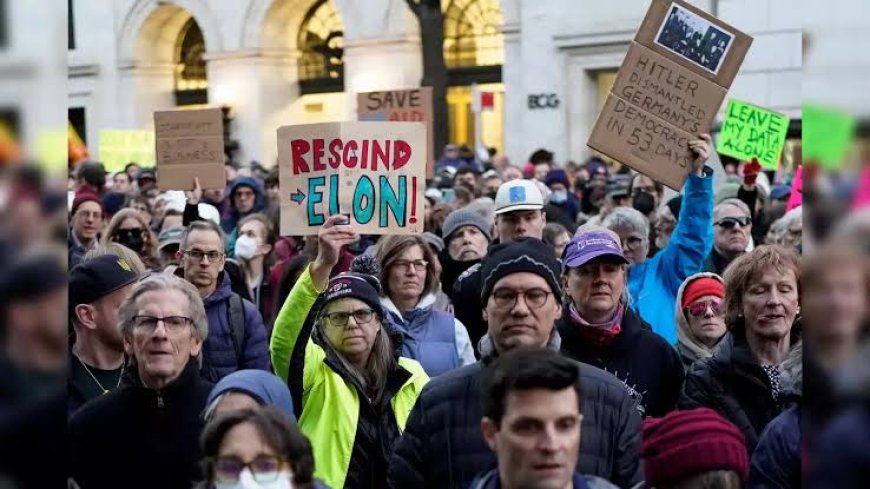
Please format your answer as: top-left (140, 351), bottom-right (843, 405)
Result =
top-left (327, 139), bottom-right (342, 169)
top-left (372, 140), bottom-right (391, 172)
top-left (343, 140), bottom-right (358, 168)
top-left (312, 138), bottom-right (326, 171)
top-left (290, 139), bottom-right (311, 175)
top-left (393, 140), bottom-right (412, 170)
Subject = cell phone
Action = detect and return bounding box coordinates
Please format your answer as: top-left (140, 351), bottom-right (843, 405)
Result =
top-left (441, 188), bottom-right (455, 204)
top-left (336, 213), bottom-right (351, 225)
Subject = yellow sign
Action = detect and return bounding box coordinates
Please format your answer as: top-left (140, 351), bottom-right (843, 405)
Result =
top-left (98, 130), bottom-right (155, 172)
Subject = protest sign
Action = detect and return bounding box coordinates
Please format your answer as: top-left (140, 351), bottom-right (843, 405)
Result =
top-left (98, 130), bottom-right (155, 172)
top-left (588, 94), bottom-right (695, 190)
top-left (611, 42), bottom-right (726, 135)
top-left (358, 88), bottom-right (433, 176)
top-left (154, 108), bottom-right (225, 190)
top-left (588, 0), bottom-right (752, 190)
top-left (635, 0), bottom-right (752, 87)
top-left (716, 100), bottom-right (789, 170)
top-left (278, 121), bottom-right (426, 236)
top-left (803, 103), bottom-right (855, 169)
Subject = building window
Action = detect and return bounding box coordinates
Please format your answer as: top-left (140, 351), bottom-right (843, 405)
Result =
top-left (443, 0), bottom-right (504, 78)
top-left (174, 18), bottom-right (208, 106)
top-left (68, 0), bottom-right (75, 50)
top-left (298, 0), bottom-right (344, 94)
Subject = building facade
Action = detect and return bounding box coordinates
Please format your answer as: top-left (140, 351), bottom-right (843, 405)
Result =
top-left (68, 0), bottom-right (801, 170)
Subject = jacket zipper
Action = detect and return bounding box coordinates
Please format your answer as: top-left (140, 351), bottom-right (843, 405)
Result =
top-left (156, 391), bottom-right (165, 409)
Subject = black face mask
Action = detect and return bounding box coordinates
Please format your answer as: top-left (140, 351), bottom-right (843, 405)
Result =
top-left (116, 229), bottom-right (145, 253)
top-left (632, 191), bottom-right (656, 215)
top-left (486, 191), bottom-right (498, 201)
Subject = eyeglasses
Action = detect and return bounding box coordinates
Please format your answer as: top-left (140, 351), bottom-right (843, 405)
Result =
top-left (623, 236), bottom-right (645, 251)
top-left (684, 299), bottom-right (724, 318)
top-left (393, 259), bottom-right (428, 273)
top-left (715, 216), bottom-right (752, 230)
top-left (132, 315), bottom-right (192, 333)
top-left (211, 455), bottom-right (286, 484)
top-left (183, 249), bottom-right (224, 262)
top-left (322, 308), bottom-right (376, 328)
top-left (491, 288), bottom-right (552, 309)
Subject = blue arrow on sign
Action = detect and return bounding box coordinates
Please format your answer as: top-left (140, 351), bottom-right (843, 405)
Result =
top-left (290, 189), bottom-right (305, 204)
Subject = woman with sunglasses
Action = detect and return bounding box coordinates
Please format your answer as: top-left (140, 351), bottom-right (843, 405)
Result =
top-left (556, 226), bottom-right (685, 418)
top-left (680, 245), bottom-right (801, 455)
top-left (270, 216), bottom-right (429, 489)
top-left (101, 208), bottom-right (161, 270)
top-left (199, 406), bottom-right (327, 489)
top-left (674, 273), bottom-right (728, 371)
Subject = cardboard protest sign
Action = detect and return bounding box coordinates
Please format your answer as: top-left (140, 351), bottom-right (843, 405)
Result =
top-left (154, 108), bottom-right (225, 190)
top-left (278, 121), bottom-right (426, 236)
top-left (99, 130), bottom-right (155, 172)
top-left (635, 0), bottom-right (752, 87)
top-left (803, 103), bottom-right (855, 169)
top-left (611, 42), bottom-right (727, 135)
top-left (358, 88), bottom-right (433, 176)
top-left (716, 100), bottom-right (789, 170)
top-left (587, 0), bottom-right (752, 190)
top-left (588, 94), bottom-right (695, 190)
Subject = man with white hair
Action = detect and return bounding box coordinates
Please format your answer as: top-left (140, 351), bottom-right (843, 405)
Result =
top-left (702, 198), bottom-right (753, 276)
top-left (70, 274), bottom-right (213, 489)
top-left (602, 134), bottom-right (715, 344)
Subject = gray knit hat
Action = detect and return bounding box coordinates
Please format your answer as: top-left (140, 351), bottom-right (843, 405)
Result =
top-left (442, 207), bottom-right (493, 243)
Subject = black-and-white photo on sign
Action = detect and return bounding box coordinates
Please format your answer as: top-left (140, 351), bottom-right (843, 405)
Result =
top-left (654, 3), bottom-right (735, 75)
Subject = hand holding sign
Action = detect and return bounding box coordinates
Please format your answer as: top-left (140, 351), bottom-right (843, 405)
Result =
top-left (311, 215), bottom-right (361, 291)
top-left (186, 178), bottom-right (203, 205)
top-left (688, 133), bottom-right (712, 176)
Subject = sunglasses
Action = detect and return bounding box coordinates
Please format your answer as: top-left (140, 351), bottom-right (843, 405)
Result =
top-left (715, 216), bottom-right (752, 229)
top-left (684, 298), bottom-right (724, 318)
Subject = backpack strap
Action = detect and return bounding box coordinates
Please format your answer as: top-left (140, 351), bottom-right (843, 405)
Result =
top-left (226, 293), bottom-right (246, 364)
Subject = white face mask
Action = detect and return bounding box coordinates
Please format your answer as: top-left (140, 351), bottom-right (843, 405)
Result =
top-left (234, 235), bottom-right (260, 261)
top-left (214, 468), bottom-right (294, 489)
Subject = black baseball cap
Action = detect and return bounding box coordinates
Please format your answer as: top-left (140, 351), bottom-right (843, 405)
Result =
top-left (69, 254), bottom-right (140, 309)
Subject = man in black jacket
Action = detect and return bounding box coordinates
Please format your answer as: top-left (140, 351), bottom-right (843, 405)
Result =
top-left (69, 274), bottom-right (213, 489)
top-left (389, 239), bottom-right (643, 489)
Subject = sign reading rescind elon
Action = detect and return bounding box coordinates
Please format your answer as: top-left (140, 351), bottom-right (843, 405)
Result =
top-left (278, 122), bottom-right (426, 236)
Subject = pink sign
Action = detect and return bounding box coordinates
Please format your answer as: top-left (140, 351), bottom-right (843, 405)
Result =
top-left (787, 166), bottom-right (802, 211)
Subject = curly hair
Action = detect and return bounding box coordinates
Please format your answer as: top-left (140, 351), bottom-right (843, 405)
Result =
top-left (100, 208), bottom-right (158, 265)
top-left (722, 245), bottom-right (801, 329)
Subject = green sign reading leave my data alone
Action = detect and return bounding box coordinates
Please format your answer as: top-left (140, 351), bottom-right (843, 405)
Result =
top-left (716, 100), bottom-right (789, 170)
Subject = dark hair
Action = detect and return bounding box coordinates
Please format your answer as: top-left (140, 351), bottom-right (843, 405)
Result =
top-left (480, 348), bottom-right (581, 427)
top-left (264, 167), bottom-right (279, 188)
top-left (629, 173), bottom-right (664, 196)
top-left (529, 149), bottom-right (554, 165)
top-left (200, 407), bottom-right (315, 488)
top-left (375, 235), bottom-right (439, 298)
top-left (542, 222), bottom-right (569, 247)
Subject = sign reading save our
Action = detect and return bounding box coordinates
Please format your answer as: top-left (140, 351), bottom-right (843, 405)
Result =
top-left (278, 121), bottom-right (426, 236)
top-left (716, 99), bottom-right (789, 170)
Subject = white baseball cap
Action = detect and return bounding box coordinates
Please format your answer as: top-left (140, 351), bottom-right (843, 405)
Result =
top-left (494, 179), bottom-right (544, 215)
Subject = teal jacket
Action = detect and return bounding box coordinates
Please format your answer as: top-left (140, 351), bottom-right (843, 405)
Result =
top-left (628, 167), bottom-right (714, 343)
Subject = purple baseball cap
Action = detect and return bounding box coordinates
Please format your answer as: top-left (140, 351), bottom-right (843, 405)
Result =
top-left (562, 232), bottom-right (629, 268)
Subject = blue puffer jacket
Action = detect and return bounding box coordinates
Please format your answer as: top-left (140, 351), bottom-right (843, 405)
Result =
top-left (627, 167), bottom-right (713, 343)
top-left (202, 272), bottom-right (272, 381)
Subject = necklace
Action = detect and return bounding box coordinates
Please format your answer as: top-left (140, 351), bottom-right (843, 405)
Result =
top-left (76, 354), bottom-right (125, 395)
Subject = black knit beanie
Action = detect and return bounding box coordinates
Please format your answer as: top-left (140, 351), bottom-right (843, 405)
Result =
top-left (479, 238), bottom-right (563, 305)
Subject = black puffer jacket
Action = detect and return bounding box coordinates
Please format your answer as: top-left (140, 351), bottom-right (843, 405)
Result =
top-left (69, 361), bottom-right (213, 489)
top-left (678, 324), bottom-right (800, 453)
top-left (388, 333), bottom-right (643, 489)
top-left (558, 307), bottom-right (684, 417)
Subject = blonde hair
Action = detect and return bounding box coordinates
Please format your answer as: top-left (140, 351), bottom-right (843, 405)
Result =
top-left (83, 243), bottom-right (148, 275)
top-left (101, 208), bottom-right (158, 264)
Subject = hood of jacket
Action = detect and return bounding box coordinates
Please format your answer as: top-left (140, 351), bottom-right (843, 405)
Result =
top-left (381, 294), bottom-right (437, 322)
top-left (674, 272), bottom-right (726, 363)
top-left (205, 369), bottom-right (295, 421)
top-left (203, 271), bottom-right (234, 307)
top-left (228, 177), bottom-right (266, 215)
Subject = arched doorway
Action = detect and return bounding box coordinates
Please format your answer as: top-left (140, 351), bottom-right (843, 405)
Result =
top-left (297, 0), bottom-right (344, 95)
top-left (174, 18), bottom-right (208, 106)
top-left (443, 0), bottom-right (504, 153)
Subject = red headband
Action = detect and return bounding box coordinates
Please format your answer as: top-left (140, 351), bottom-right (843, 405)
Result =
top-left (682, 277), bottom-right (724, 309)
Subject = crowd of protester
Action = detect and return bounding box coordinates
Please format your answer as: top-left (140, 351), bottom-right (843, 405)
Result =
top-left (41, 131), bottom-right (865, 489)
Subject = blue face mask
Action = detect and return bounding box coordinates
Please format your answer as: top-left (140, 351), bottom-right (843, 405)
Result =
top-left (550, 191), bottom-right (568, 204)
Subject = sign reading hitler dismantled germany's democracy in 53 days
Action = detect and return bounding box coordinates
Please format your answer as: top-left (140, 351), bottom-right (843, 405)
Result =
top-left (588, 0), bottom-right (753, 190)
